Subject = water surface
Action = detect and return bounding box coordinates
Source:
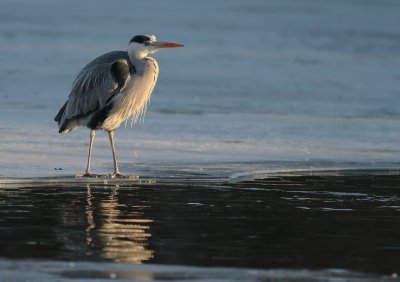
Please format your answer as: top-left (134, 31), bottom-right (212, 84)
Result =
top-left (1, 171), bottom-right (399, 280)
top-left (1, 0), bottom-right (400, 280)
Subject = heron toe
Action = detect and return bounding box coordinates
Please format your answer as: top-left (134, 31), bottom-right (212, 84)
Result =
top-left (111, 173), bottom-right (125, 179)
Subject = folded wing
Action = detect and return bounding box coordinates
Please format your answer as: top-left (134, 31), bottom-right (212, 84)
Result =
top-left (55, 51), bottom-right (133, 133)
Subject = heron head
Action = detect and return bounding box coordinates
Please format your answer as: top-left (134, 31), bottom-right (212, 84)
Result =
top-left (128, 35), bottom-right (183, 60)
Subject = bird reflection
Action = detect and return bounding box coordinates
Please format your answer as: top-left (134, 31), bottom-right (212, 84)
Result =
top-left (85, 183), bottom-right (154, 263)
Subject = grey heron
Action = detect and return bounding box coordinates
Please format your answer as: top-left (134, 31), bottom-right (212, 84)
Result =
top-left (54, 35), bottom-right (183, 177)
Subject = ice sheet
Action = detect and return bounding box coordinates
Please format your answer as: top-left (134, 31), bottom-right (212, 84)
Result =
top-left (0, 0), bottom-right (399, 179)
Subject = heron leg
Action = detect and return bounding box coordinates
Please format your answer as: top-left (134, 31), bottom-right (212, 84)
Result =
top-left (108, 130), bottom-right (122, 178)
top-left (83, 129), bottom-right (96, 177)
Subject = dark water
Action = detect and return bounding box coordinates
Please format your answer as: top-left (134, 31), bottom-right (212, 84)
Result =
top-left (1, 172), bottom-right (400, 277)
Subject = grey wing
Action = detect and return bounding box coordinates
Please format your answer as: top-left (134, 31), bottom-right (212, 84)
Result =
top-left (56, 51), bottom-right (132, 133)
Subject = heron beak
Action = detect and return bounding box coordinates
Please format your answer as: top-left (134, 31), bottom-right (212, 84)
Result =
top-left (154, 42), bottom-right (184, 48)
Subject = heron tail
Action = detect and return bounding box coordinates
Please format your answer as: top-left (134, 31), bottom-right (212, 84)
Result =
top-left (54, 101), bottom-right (68, 123)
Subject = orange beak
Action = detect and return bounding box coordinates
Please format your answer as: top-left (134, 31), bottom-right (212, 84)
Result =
top-left (154, 42), bottom-right (184, 48)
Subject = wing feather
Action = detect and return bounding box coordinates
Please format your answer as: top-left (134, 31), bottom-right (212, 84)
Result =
top-left (56, 51), bottom-right (133, 132)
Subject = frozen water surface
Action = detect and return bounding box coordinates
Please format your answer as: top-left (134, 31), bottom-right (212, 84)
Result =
top-left (0, 260), bottom-right (397, 282)
top-left (0, 0), bottom-right (399, 178)
top-left (1, 0), bottom-right (400, 280)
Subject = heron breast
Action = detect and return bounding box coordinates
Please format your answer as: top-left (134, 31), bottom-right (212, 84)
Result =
top-left (101, 58), bottom-right (159, 130)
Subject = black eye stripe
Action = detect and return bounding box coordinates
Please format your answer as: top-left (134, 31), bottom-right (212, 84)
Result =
top-left (130, 35), bottom-right (151, 44)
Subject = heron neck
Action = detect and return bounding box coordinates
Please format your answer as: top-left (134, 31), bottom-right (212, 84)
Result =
top-left (128, 48), bottom-right (148, 63)
top-left (129, 54), bottom-right (149, 69)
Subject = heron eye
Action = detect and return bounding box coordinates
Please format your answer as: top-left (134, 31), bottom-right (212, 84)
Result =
top-left (144, 41), bottom-right (151, 46)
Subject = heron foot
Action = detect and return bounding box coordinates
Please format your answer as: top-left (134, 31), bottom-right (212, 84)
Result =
top-left (110, 173), bottom-right (139, 179)
top-left (75, 172), bottom-right (100, 178)
top-left (111, 173), bottom-right (125, 179)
